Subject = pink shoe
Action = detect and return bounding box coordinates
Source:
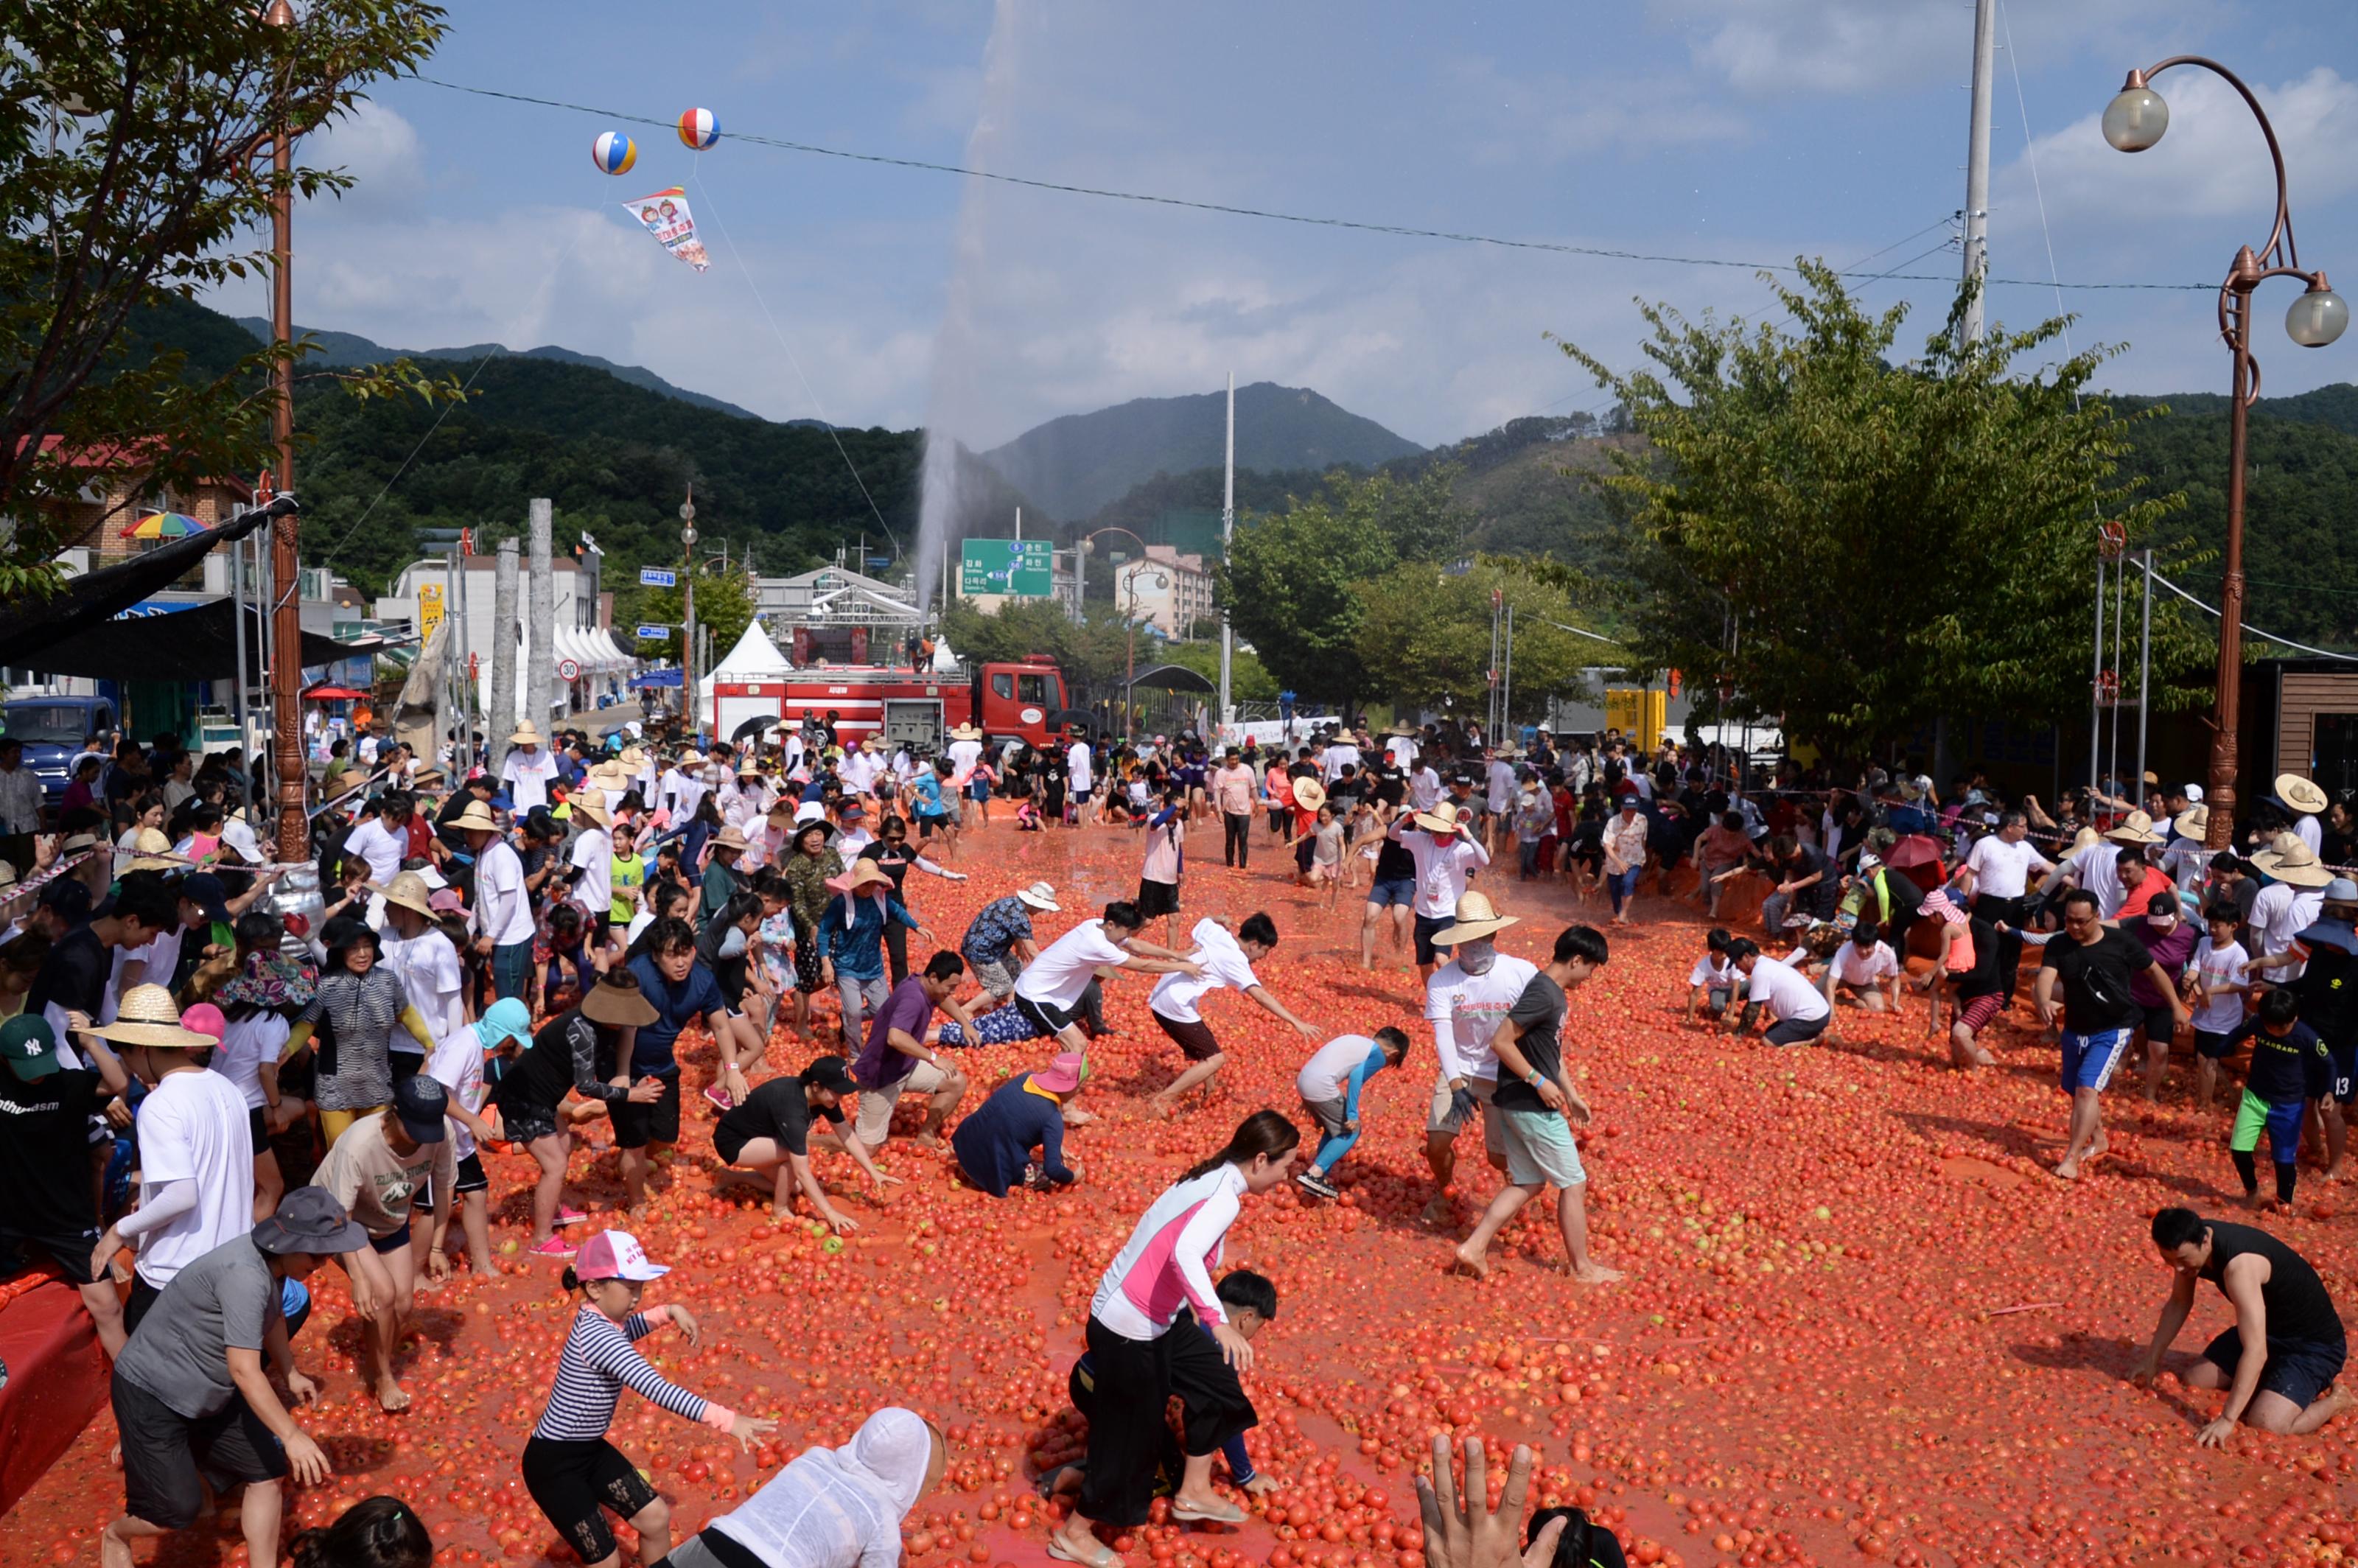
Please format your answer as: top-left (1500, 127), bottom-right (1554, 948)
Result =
top-left (528, 1236), bottom-right (577, 1259)
top-left (553, 1207), bottom-right (589, 1226)
top-left (704, 1085), bottom-right (735, 1113)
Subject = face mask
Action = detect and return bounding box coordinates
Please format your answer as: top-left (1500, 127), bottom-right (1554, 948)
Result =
top-left (1457, 938), bottom-right (1497, 975)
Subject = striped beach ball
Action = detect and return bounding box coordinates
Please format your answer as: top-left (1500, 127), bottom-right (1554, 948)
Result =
top-left (677, 108), bottom-right (720, 150)
top-left (592, 130), bottom-right (637, 175)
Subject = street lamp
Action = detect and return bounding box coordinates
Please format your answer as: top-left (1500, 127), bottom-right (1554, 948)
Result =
top-left (680, 487), bottom-right (698, 736)
top-left (1078, 528), bottom-right (1155, 741)
top-left (2105, 57), bottom-right (2345, 847)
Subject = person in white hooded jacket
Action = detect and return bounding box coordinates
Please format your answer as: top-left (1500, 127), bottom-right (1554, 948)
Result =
top-left (656, 1406), bottom-right (945, 1568)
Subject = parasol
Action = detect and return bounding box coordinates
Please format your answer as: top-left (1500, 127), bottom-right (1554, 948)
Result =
top-left (119, 511), bottom-right (209, 540)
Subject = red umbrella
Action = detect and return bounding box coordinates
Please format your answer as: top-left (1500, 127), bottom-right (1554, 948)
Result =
top-left (302, 685), bottom-right (368, 701)
top-left (1884, 833), bottom-right (1946, 892)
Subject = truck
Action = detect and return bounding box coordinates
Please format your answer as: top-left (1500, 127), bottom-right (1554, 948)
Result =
top-left (705, 659), bottom-right (1082, 752)
top-left (1, 693), bottom-right (119, 803)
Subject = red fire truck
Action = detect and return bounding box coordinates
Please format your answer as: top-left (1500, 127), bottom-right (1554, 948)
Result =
top-left (707, 659), bottom-right (1080, 751)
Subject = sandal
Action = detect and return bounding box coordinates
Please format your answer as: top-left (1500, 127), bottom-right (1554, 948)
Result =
top-left (1170, 1499), bottom-right (1247, 1525)
top-left (1046, 1536), bottom-right (1124, 1568)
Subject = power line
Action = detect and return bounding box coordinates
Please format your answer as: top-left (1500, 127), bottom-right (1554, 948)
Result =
top-left (416, 77), bottom-right (2213, 293)
top-left (2147, 568), bottom-right (2358, 661)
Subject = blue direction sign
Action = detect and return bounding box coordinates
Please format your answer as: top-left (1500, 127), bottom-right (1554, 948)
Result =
top-left (638, 567), bottom-right (677, 588)
top-left (635, 623), bottom-right (672, 639)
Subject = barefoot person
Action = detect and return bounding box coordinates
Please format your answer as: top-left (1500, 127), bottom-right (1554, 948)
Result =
top-left (491, 971), bottom-right (658, 1258)
top-left (1052, 1113), bottom-right (1301, 1566)
top-left (522, 1231), bottom-right (776, 1568)
top-left (849, 951), bottom-right (976, 1153)
top-left (2034, 889), bottom-right (2188, 1180)
top-left (715, 1055), bottom-right (897, 1231)
top-left (1147, 914), bottom-right (1321, 1114)
top-left (1012, 900), bottom-right (1202, 1060)
top-left (311, 1077), bottom-right (455, 1412)
top-left (1418, 892), bottom-right (1536, 1228)
top-left (2132, 1207), bottom-right (2350, 1446)
top-left (1453, 925), bottom-right (1621, 1284)
top-left (951, 1051), bottom-right (1086, 1197)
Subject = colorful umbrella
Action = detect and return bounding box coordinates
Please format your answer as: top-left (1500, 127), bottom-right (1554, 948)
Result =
top-left (302, 686), bottom-right (368, 701)
top-left (119, 511), bottom-right (208, 540)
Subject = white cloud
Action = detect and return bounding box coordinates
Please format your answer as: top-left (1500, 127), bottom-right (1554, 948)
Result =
top-left (1442, 56), bottom-right (1751, 163)
top-left (304, 98), bottom-right (426, 211)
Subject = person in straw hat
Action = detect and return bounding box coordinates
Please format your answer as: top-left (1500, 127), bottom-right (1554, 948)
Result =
top-left (86, 984), bottom-right (259, 1335)
top-left (501, 720), bottom-right (559, 814)
top-left (374, 870), bottom-right (466, 1043)
top-left (2277, 772), bottom-right (2330, 856)
top-left (1452, 923), bottom-right (1620, 1284)
top-left (460, 798), bottom-right (536, 1002)
top-left (817, 858), bottom-right (938, 1047)
top-left (2250, 832), bottom-right (2334, 982)
top-left (99, 1186), bottom-right (371, 1568)
top-left (563, 793), bottom-right (619, 946)
top-left (2037, 808), bottom-right (2163, 921)
top-left (1416, 890), bottom-right (1534, 1228)
top-left (1388, 798), bottom-right (1494, 983)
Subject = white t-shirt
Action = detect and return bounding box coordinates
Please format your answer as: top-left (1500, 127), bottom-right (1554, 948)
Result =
top-left (2251, 883), bottom-right (2324, 981)
top-left (382, 928), bottom-right (466, 1041)
top-left (343, 816), bottom-right (406, 885)
top-left (102, 928), bottom-right (186, 1023)
top-left (1744, 956), bottom-right (1831, 1023)
top-left (1398, 825), bottom-right (1488, 919)
top-left (475, 839), bottom-right (537, 947)
top-left (1423, 953), bottom-right (1542, 1082)
top-left (2187, 936), bottom-right (2251, 1035)
top-left (501, 748), bottom-right (559, 813)
top-left (2063, 841), bottom-right (2124, 918)
top-left (1015, 920), bottom-right (1128, 1010)
top-left (1486, 760), bottom-right (1516, 807)
top-left (1408, 768), bottom-right (1442, 811)
top-left (1298, 1034), bottom-right (1379, 1103)
top-left (1830, 941), bottom-right (1900, 988)
top-left (1964, 836), bottom-right (2044, 900)
top-left (1150, 919), bottom-right (1263, 1023)
top-left (424, 1023), bottom-right (489, 1161)
top-left (569, 826), bottom-right (614, 913)
top-left (2295, 814), bottom-right (2323, 855)
top-left (948, 738), bottom-right (983, 777)
top-left (1068, 742), bottom-right (1094, 794)
top-left (209, 1014), bottom-right (288, 1110)
top-left (1687, 954), bottom-right (1738, 990)
top-left (131, 1068), bottom-right (256, 1288)
top-left (1387, 736), bottom-right (1418, 767)
top-left (1324, 743), bottom-right (1362, 783)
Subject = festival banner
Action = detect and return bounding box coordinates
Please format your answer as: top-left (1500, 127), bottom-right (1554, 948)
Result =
top-left (623, 186), bottom-right (711, 272)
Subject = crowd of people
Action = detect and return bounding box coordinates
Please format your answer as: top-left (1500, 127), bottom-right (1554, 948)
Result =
top-left (3, 704), bottom-right (2351, 1567)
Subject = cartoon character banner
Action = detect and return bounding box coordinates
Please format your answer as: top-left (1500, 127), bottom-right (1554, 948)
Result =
top-left (623, 186), bottom-right (710, 272)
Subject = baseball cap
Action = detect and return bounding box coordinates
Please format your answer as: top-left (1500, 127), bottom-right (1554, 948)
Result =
top-left (575, 1228), bottom-right (669, 1282)
top-left (180, 872), bottom-right (231, 925)
top-left (391, 1074), bottom-right (450, 1144)
top-left (253, 1186), bottom-right (369, 1256)
top-left (804, 1054), bottom-right (858, 1097)
top-left (1, 1013), bottom-right (60, 1082)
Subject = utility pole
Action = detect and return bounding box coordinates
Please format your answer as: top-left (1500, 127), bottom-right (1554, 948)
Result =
top-left (527, 500), bottom-right (554, 749)
top-left (1960, 0), bottom-right (1996, 345)
top-left (263, 0), bottom-right (304, 861)
top-left (490, 539), bottom-right (519, 774)
top-left (679, 486), bottom-right (699, 737)
top-left (2136, 548), bottom-right (2153, 801)
top-left (1220, 372), bottom-right (1234, 741)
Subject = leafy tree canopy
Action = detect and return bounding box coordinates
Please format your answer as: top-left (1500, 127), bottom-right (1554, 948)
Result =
top-left (1352, 556), bottom-right (1603, 724)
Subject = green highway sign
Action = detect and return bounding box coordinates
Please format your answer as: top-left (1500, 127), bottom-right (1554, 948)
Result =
top-left (960, 539), bottom-right (1053, 597)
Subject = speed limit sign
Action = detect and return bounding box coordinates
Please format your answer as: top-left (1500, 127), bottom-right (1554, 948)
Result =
top-left (557, 657), bottom-right (581, 682)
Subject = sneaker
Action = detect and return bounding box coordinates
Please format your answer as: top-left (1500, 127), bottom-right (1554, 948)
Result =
top-left (704, 1085), bottom-right (735, 1113)
top-left (528, 1236), bottom-right (578, 1259)
top-left (553, 1207), bottom-right (589, 1226)
top-left (1295, 1170), bottom-right (1339, 1200)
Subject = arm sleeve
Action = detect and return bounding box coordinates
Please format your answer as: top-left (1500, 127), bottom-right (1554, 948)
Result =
top-left (1342, 1049), bottom-right (1384, 1121)
top-left (1169, 1190), bottom-right (1239, 1326)
top-left (579, 1318), bottom-right (711, 1424)
top-left (569, 1020), bottom-right (632, 1102)
top-left (113, 1177), bottom-right (196, 1242)
top-left (1463, 835), bottom-right (1491, 870)
top-left (816, 899), bottom-right (844, 960)
top-left (1222, 1432), bottom-right (1257, 1485)
top-left (1038, 1106), bottom-right (1075, 1186)
top-left (1428, 1010), bottom-right (1463, 1082)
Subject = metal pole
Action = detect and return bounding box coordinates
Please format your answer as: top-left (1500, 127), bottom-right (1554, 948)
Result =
top-left (1220, 371), bottom-right (1234, 737)
top-left (2137, 547), bottom-right (2153, 805)
top-left (2089, 554), bottom-right (2105, 794)
top-left (2208, 281), bottom-right (2255, 846)
top-left (2110, 544), bottom-right (2125, 796)
top-left (231, 525), bottom-right (251, 813)
top-left (264, 0), bottom-right (305, 861)
top-left (1960, 0), bottom-right (1996, 346)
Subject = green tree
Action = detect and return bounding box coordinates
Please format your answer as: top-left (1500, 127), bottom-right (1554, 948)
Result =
top-left (1351, 557), bottom-right (1603, 722)
top-left (0, 1), bottom-right (450, 597)
top-left (637, 566), bottom-right (755, 665)
top-left (1217, 467), bottom-right (1472, 706)
top-left (937, 596), bottom-right (1137, 712)
top-left (1555, 264), bottom-right (2208, 755)
top-left (1150, 634), bottom-right (1278, 702)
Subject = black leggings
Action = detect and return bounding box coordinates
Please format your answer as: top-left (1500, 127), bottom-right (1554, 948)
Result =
top-left (1075, 1316), bottom-right (1174, 1527)
top-left (1971, 894), bottom-right (2026, 999)
top-left (1223, 812), bottom-right (1251, 869)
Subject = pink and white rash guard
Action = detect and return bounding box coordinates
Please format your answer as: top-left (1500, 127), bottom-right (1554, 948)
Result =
top-left (1088, 1163), bottom-right (1246, 1341)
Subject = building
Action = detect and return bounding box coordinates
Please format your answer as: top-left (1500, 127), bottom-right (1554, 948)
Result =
top-left (1115, 545), bottom-right (1217, 640)
top-left (756, 564), bottom-right (929, 665)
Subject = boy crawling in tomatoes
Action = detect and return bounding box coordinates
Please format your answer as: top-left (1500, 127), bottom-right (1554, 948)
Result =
top-left (1042, 1270), bottom-right (1282, 1510)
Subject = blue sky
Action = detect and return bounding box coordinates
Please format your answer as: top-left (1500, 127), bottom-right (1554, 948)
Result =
top-left (204, 0), bottom-right (2358, 452)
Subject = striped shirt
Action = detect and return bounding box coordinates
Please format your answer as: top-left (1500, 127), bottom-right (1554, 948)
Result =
top-left (533, 1303), bottom-right (726, 1441)
top-left (302, 967), bottom-right (409, 1112)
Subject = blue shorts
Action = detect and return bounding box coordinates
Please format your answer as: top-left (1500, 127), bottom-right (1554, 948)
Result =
top-left (2203, 1327), bottom-right (2346, 1411)
top-left (1367, 876), bottom-right (1416, 909)
top-left (2059, 1026), bottom-right (2132, 1093)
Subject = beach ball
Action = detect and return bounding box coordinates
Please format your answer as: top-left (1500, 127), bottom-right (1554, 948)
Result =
top-left (677, 108), bottom-right (720, 150)
top-left (592, 130), bottom-right (637, 175)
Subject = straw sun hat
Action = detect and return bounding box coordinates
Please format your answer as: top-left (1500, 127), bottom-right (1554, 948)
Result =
top-left (91, 984), bottom-right (217, 1049)
top-left (1430, 890), bottom-right (1519, 946)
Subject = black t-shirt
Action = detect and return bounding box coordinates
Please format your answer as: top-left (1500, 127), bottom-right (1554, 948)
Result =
top-left (0, 1067), bottom-right (104, 1237)
top-left (713, 1074), bottom-right (843, 1158)
top-left (2200, 1221), bottom-right (2345, 1348)
top-left (2291, 939), bottom-right (2358, 1049)
top-left (1491, 972), bottom-right (1567, 1112)
top-left (26, 925), bottom-right (109, 1026)
top-left (500, 1011), bottom-right (620, 1113)
top-left (2231, 1018), bottom-right (2332, 1106)
top-left (2040, 925), bottom-right (2153, 1032)
top-left (1953, 916), bottom-right (2007, 1001)
top-left (859, 839), bottom-right (919, 894)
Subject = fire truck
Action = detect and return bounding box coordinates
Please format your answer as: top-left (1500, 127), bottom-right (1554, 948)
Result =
top-left (708, 658), bottom-right (1080, 752)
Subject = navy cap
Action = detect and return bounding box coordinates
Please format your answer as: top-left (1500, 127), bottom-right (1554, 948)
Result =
top-left (391, 1074), bottom-right (449, 1144)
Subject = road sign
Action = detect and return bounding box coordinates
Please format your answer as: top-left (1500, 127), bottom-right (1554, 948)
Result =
top-left (960, 539), bottom-right (1053, 598)
top-left (556, 658), bottom-right (581, 682)
top-left (636, 623), bottom-right (671, 640)
top-left (639, 567), bottom-right (677, 588)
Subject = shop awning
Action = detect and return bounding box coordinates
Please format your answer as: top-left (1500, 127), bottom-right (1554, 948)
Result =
top-left (0, 496), bottom-right (290, 666)
top-left (15, 595), bottom-right (355, 682)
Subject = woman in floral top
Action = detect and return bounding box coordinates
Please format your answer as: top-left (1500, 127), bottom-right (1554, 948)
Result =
top-left (779, 821), bottom-right (843, 1038)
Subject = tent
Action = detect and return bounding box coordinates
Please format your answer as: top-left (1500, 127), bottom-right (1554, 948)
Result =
top-left (12, 596), bottom-right (357, 682)
top-left (699, 619), bottom-right (793, 704)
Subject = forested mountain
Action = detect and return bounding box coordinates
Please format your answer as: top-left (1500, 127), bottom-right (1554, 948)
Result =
top-left (982, 382), bottom-right (1423, 522)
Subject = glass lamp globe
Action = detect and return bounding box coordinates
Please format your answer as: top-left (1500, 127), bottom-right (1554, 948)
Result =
top-left (2287, 287), bottom-right (2349, 348)
top-left (2102, 85), bottom-right (2169, 152)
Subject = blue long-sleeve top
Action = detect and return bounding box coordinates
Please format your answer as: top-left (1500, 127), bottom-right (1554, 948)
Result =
top-left (951, 1075), bottom-right (1074, 1197)
top-left (1340, 1043), bottom-right (1390, 1123)
top-left (816, 890), bottom-right (918, 981)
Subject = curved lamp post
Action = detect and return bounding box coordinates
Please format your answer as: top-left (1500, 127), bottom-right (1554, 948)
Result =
top-left (2105, 59), bottom-right (2345, 845)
